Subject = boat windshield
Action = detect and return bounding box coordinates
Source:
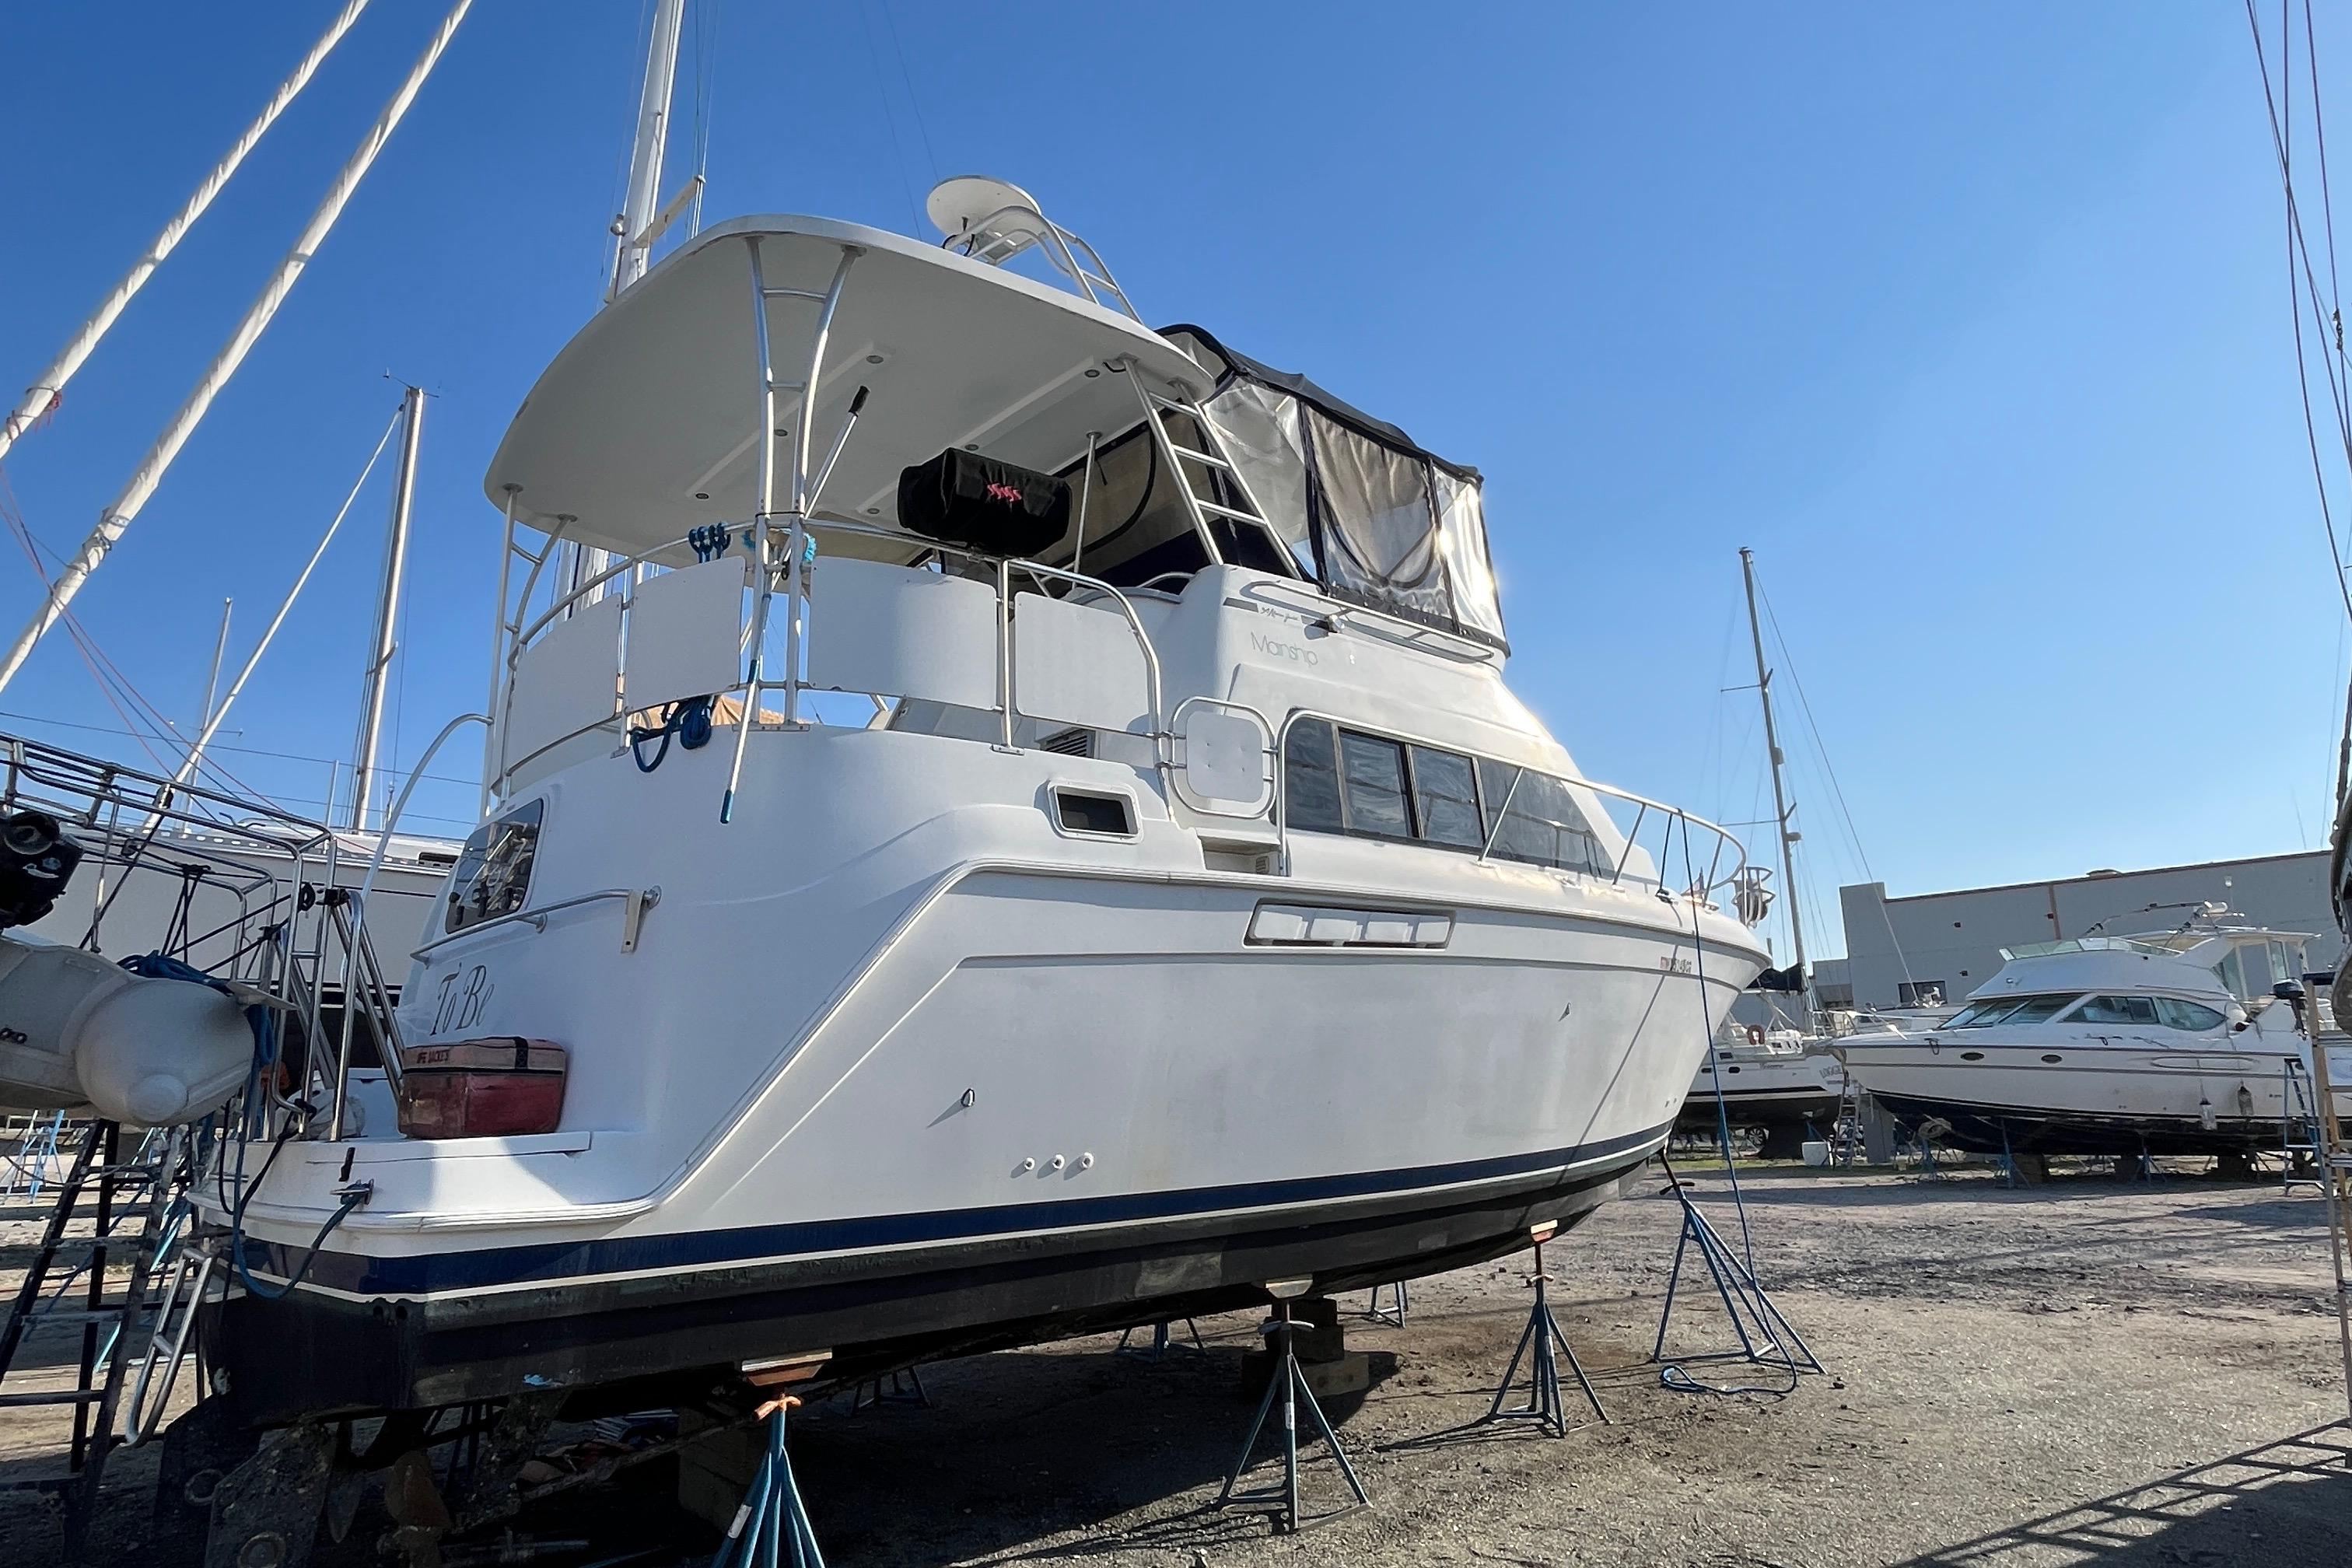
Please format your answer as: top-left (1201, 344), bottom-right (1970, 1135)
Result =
top-left (1997, 936), bottom-right (2172, 961)
top-left (1943, 993), bottom-right (2081, 1028)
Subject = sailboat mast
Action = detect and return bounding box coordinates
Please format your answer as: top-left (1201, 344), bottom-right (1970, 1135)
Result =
top-left (1741, 546), bottom-right (1811, 1015)
top-left (0, 0), bottom-right (473, 698)
top-left (0, 0), bottom-right (374, 468)
top-left (352, 383), bottom-right (425, 830)
top-left (610, 0), bottom-right (690, 302)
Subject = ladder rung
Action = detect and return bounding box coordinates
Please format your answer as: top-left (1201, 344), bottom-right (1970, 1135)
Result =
top-left (1191, 499), bottom-right (1266, 526)
top-left (1164, 442), bottom-right (1233, 471)
top-left (0, 1388), bottom-right (108, 1407)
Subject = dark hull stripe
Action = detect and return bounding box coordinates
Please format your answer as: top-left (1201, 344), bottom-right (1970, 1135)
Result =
top-left (257, 1118), bottom-right (1675, 1298)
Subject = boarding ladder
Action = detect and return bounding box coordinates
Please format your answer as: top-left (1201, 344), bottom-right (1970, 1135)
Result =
top-left (1119, 372), bottom-right (1279, 565)
top-left (2307, 1032), bottom-right (2352, 1421)
top-left (2284, 1057), bottom-right (2326, 1193)
top-left (0, 1119), bottom-right (184, 1551)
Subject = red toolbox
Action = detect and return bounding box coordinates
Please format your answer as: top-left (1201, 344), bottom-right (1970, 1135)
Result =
top-left (395, 1036), bottom-right (568, 1139)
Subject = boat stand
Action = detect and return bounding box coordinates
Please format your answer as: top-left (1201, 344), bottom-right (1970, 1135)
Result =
top-left (1363, 1280), bottom-right (1409, 1328)
top-left (1650, 1162), bottom-right (1823, 1391)
top-left (845, 1366), bottom-right (929, 1412)
top-left (1479, 1225), bottom-right (1608, 1435)
top-left (1115, 1318), bottom-right (1205, 1357)
top-left (1216, 1296), bottom-right (1369, 1534)
top-left (711, 1395), bottom-right (825, 1568)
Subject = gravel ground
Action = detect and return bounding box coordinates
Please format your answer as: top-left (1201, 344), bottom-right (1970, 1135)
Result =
top-left (7, 1160), bottom-right (2352, 1566)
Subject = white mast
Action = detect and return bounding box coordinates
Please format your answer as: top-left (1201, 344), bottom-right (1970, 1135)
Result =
top-left (152, 404), bottom-right (407, 821)
top-left (608, 0), bottom-right (691, 303)
top-left (351, 383), bottom-right (425, 830)
top-left (558, 0), bottom-right (691, 609)
top-left (1741, 546), bottom-right (1811, 1017)
top-left (0, 0), bottom-right (374, 467)
top-left (0, 0), bottom-right (473, 698)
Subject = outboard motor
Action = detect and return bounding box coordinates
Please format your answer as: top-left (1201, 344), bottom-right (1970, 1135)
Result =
top-left (0, 808), bottom-right (82, 929)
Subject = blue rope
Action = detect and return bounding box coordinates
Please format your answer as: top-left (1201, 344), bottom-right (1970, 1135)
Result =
top-left (1678, 814), bottom-right (1760, 1276)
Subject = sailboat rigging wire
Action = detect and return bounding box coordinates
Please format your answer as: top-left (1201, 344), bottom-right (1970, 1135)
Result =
top-left (856, 0), bottom-right (927, 236)
top-left (877, 0), bottom-right (940, 187)
top-left (0, 0), bottom-right (375, 467)
top-left (163, 401), bottom-right (407, 817)
top-left (1753, 574), bottom-right (1916, 991)
top-left (2245, 0), bottom-right (2352, 633)
top-left (0, 0), bottom-right (476, 699)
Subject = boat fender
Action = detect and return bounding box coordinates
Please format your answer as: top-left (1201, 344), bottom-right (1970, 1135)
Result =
top-left (82, 953), bottom-right (259, 1125)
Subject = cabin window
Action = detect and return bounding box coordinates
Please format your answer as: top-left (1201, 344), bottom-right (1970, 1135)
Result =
top-left (2154, 997), bottom-right (2227, 1031)
top-left (2217, 947), bottom-right (2249, 1001)
top-left (1409, 745), bottom-right (1482, 849)
top-left (443, 799), bottom-right (544, 935)
top-left (1944, 993), bottom-right (2077, 1027)
top-left (1339, 731), bottom-right (1412, 838)
top-left (1282, 719), bottom-right (1343, 832)
top-left (2066, 995), bottom-right (2161, 1026)
top-left (1474, 760), bottom-right (1610, 877)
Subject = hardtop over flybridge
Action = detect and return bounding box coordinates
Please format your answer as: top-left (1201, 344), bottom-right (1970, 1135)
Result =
top-left (192, 180), bottom-right (1770, 1429)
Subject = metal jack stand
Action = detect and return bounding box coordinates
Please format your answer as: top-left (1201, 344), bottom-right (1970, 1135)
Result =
top-left (1115, 1318), bottom-right (1205, 1358)
top-left (712, 1395), bottom-right (824, 1568)
top-left (1651, 1161), bottom-right (1823, 1391)
top-left (1480, 1224), bottom-right (1608, 1435)
top-left (845, 1366), bottom-right (929, 1412)
top-left (1216, 1289), bottom-right (1369, 1534)
top-left (1363, 1280), bottom-right (1409, 1327)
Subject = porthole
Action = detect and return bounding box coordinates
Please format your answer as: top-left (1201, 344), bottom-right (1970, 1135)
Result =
top-left (2040, 1053), bottom-right (2063, 1064)
top-left (1960, 1051), bottom-right (1984, 1062)
top-left (1727, 1066), bottom-right (1741, 1074)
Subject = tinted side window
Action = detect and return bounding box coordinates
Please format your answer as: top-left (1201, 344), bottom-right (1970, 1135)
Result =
top-left (1475, 760), bottom-right (1612, 877)
top-left (445, 799), bottom-right (545, 934)
top-left (1339, 731), bottom-right (1412, 838)
top-left (1409, 745), bottom-right (1482, 849)
top-left (2154, 997), bottom-right (2226, 1031)
top-left (2070, 996), bottom-right (2158, 1025)
top-left (1283, 719), bottom-right (1342, 832)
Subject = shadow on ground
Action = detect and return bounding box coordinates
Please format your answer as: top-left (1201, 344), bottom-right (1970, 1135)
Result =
top-left (1899, 1423), bottom-right (2352, 1566)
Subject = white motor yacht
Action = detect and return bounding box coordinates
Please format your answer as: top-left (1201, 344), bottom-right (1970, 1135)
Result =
top-left (1679, 1017), bottom-right (1844, 1157)
top-left (194, 187), bottom-right (1771, 1422)
top-left (1835, 915), bottom-right (2349, 1170)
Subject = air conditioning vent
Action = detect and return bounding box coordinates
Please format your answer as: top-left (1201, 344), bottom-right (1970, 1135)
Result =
top-left (1040, 726), bottom-right (1093, 757)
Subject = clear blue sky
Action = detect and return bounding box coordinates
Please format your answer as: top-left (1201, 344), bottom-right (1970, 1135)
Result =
top-left (0, 2), bottom-right (2342, 957)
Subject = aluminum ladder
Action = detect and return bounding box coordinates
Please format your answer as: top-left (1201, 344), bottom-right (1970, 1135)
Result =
top-left (0, 1119), bottom-right (181, 1555)
top-left (2308, 1038), bottom-right (2352, 1422)
top-left (1118, 371), bottom-right (1280, 565)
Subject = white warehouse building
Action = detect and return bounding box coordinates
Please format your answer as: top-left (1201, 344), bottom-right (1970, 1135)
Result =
top-left (1836, 849), bottom-right (2338, 1010)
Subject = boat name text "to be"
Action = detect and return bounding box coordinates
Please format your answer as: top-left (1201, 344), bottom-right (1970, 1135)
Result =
top-left (430, 964), bottom-right (495, 1035)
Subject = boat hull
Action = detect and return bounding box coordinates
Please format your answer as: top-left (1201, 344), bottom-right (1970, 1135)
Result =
top-left (1841, 1038), bottom-right (2350, 1157)
top-left (208, 1121), bottom-right (1662, 1421)
top-left (200, 727), bottom-right (1764, 1423)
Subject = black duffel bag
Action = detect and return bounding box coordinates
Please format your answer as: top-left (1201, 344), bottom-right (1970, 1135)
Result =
top-left (897, 449), bottom-right (1071, 558)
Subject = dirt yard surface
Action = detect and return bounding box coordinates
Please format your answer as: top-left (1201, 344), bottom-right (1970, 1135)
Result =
top-left (8, 1161), bottom-right (2352, 1566)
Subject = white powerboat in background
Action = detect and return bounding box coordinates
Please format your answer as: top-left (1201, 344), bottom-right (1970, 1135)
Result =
top-left (1679, 1015), bottom-right (1844, 1157)
top-left (1835, 912), bottom-right (2350, 1173)
top-left (194, 182), bottom-right (1772, 1426)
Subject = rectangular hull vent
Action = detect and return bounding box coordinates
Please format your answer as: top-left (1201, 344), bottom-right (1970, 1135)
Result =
top-left (1040, 726), bottom-right (1093, 757)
